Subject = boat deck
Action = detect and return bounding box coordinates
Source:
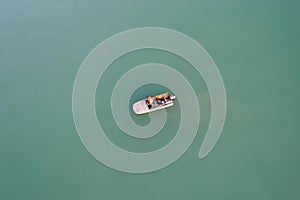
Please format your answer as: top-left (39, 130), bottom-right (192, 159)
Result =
top-left (148, 98), bottom-right (172, 109)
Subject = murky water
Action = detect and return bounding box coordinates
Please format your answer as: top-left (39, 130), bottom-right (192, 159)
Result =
top-left (1, 0), bottom-right (299, 199)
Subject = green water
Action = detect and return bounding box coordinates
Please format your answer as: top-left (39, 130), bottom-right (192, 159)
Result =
top-left (1, 0), bottom-right (300, 199)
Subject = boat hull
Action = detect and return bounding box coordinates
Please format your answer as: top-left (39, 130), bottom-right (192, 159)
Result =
top-left (133, 97), bottom-right (175, 115)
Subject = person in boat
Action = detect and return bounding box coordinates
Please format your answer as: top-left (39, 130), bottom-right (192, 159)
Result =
top-left (145, 95), bottom-right (153, 109)
top-left (154, 92), bottom-right (170, 102)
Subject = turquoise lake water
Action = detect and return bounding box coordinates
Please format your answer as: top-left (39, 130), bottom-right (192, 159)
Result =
top-left (1, 0), bottom-right (300, 199)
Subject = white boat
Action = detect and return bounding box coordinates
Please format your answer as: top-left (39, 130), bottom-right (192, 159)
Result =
top-left (132, 92), bottom-right (176, 114)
